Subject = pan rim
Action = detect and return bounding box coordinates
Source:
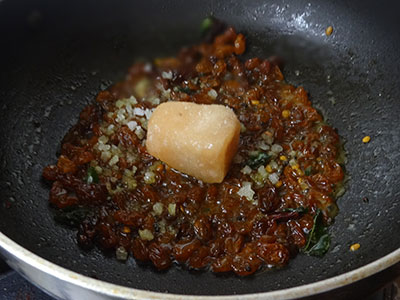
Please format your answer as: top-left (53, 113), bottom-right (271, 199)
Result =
top-left (0, 232), bottom-right (399, 299)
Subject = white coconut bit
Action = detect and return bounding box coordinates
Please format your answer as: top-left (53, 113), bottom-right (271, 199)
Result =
top-left (144, 108), bottom-right (153, 120)
top-left (148, 97), bottom-right (160, 105)
top-left (135, 126), bottom-right (145, 140)
top-left (162, 88), bottom-right (172, 100)
top-left (128, 96), bottom-right (137, 105)
top-left (133, 107), bottom-right (145, 116)
top-left (116, 247), bottom-right (128, 261)
top-left (257, 165), bottom-right (268, 178)
top-left (237, 181), bottom-right (255, 201)
top-left (126, 152), bottom-right (138, 164)
top-left (258, 141), bottom-right (269, 151)
top-left (248, 150), bottom-right (259, 157)
top-left (125, 103), bottom-right (133, 115)
top-left (100, 151), bottom-right (112, 162)
top-left (98, 143), bottom-right (110, 151)
top-left (289, 158), bottom-right (297, 167)
top-left (271, 144), bottom-right (283, 153)
top-left (111, 144), bottom-right (119, 153)
top-left (270, 160), bottom-right (279, 170)
top-left (161, 71), bottom-right (173, 79)
top-left (131, 165), bottom-right (138, 174)
top-left (158, 220), bottom-right (167, 234)
top-left (115, 113), bottom-right (125, 123)
top-left (124, 169), bottom-right (133, 176)
top-left (106, 124), bottom-right (115, 134)
top-left (207, 89), bottom-right (218, 99)
top-left (262, 133), bottom-right (274, 145)
top-left (108, 155), bottom-right (119, 166)
top-left (139, 117), bottom-right (147, 126)
top-left (241, 165), bottom-right (252, 175)
top-left (127, 121), bottom-right (138, 131)
top-left (153, 203), bottom-right (164, 216)
top-left (144, 171), bottom-right (156, 184)
top-left (115, 100), bottom-right (125, 108)
top-left (98, 135), bottom-right (109, 144)
top-left (268, 151), bottom-right (277, 158)
top-left (138, 229), bottom-right (154, 241)
top-left (268, 173), bottom-right (280, 185)
top-left (168, 203), bottom-right (176, 216)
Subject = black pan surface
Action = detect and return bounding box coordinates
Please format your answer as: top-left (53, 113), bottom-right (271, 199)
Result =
top-left (0, 0), bottom-right (399, 296)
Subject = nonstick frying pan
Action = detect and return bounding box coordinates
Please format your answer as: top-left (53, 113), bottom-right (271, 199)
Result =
top-left (0, 0), bottom-right (399, 299)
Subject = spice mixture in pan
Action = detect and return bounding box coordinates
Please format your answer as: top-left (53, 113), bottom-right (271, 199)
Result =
top-left (43, 24), bottom-right (345, 276)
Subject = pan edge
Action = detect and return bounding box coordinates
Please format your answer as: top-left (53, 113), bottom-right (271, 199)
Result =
top-left (0, 232), bottom-right (399, 299)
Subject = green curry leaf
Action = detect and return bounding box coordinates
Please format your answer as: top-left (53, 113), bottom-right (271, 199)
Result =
top-left (302, 209), bottom-right (331, 257)
top-left (177, 86), bottom-right (194, 95)
top-left (246, 152), bottom-right (271, 170)
top-left (86, 167), bottom-right (99, 184)
top-left (280, 206), bottom-right (308, 214)
top-left (306, 233), bottom-right (331, 256)
top-left (200, 17), bottom-right (214, 35)
top-left (305, 166), bottom-right (312, 176)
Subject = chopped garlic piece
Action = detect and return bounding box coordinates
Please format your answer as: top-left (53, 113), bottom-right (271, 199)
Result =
top-left (168, 203), bottom-right (176, 216)
top-left (153, 202), bottom-right (164, 215)
top-left (139, 229), bottom-right (154, 241)
top-left (241, 165), bottom-right (252, 175)
top-left (161, 71), bottom-right (173, 79)
top-left (108, 155), bottom-right (119, 166)
top-left (268, 173), bottom-right (279, 185)
top-left (207, 89), bottom-right (218, 99)
top-left (127, 121), bottom-right (137, 131)
top-left (237, 181), bottom-right (255, 201)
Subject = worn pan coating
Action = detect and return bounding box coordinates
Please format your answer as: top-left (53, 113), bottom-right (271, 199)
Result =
top-left (0, 0), bottom-right (399, 299)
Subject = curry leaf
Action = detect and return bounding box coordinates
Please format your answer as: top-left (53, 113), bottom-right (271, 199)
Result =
top-left (305, 166), bottom-right (312, 176)
top-left (177, 86), bottom-right (194, 95)
top-left (302, 209), bottom-right (331, 257)
top-left (306, 234), bottom-right (331, 257)
top-left (246, 152), bottom-right (271, 169)
top-left (86, 167), bottom-right (99, 184)
top-left (200, 17), bottom-right (214, 35)
top-left (280, 206), bottom-right (308, 214)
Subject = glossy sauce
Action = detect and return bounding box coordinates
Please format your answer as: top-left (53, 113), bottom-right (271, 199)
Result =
top-left (43, 27), bottom-right (345, 276)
